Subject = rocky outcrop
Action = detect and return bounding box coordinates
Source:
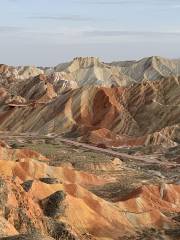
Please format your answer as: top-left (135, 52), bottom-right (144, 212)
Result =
top-left (40, 191), bottom-right (66, 217)
top-left (17, 66), bottom-right (44, 80)
top-left (0, 233), bottom-right (54, 240)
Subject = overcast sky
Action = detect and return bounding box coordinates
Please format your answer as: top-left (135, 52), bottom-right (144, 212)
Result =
top-left (0, 0), bottom-right (180, 66)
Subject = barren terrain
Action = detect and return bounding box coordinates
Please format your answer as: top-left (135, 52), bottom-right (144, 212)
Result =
top-left (0, 56), bottom-right (180, 239)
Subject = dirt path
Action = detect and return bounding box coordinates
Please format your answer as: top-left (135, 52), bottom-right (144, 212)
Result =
top-left (0, 132), bottom-right (179, 167)
top-left (56, 136), bottom-right (179, 167)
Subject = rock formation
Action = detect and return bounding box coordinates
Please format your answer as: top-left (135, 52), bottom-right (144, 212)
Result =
top-left (0, 56), bottom-right (180, 239)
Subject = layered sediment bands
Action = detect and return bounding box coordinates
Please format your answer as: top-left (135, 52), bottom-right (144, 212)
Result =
top-left (18, 74), bottom-right (57, 102)
top-left (0, 144), bottom-right (179, 239)
top-left (0, 57), bottom-right (180, 239)
top-left (0, 56), bottom-right (180, 147)
top-left (0, 76), bottom-right (179, 147)
top-left (0, 143), bottom-right (47, 162)
top-left (54, 57), bottom-right (131, 87)
top-left (113, 56), bottom-right (180, 82)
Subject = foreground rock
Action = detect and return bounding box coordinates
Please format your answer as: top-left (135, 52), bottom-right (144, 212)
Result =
top-left (0, 144), bottom-right (179, 239)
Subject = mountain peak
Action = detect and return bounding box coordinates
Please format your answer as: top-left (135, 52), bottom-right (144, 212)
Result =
top-left (71, 56), bottom-right (101, 68)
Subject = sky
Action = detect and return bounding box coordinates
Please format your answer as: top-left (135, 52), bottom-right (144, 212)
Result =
top-left (0, 0), bottom-right (180, 66)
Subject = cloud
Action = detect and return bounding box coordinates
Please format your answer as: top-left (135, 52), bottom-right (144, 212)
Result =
top-left (28, 15), bottom-right (93, 22)
top-left (74, 0), bottom-right (143, 4)
top-left (0, 26), bottom-right (22, 32)
top-left (73, 0), bottom-right (180, 8)
top-left (83, 30), bottom-right (180, 37)
top-left (170, 4), bottom-right (180, 8)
